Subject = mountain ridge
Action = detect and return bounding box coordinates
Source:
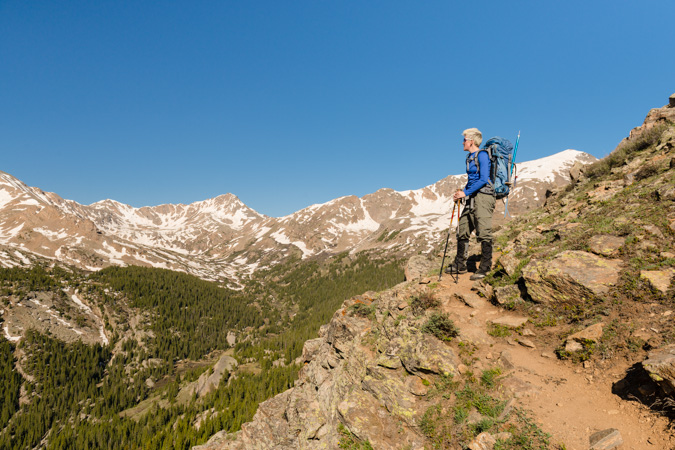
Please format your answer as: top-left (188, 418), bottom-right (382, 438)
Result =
top-left (0, 149), bottom-right (596, 284)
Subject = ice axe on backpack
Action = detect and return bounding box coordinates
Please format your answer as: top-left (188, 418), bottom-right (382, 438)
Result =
top-left (438, 199), bottom-right (460, 283)
top-left (503, 131), bottom-right (520, 218)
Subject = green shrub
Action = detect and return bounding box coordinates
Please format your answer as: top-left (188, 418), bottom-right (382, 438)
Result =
top-left (421, 313), bottom-right (459, 341)
top-left (410, 293), bottom-right (440, 315)
top-left (487, 324), bottom-right (512, 338)
top-left (585, 123), bottom-right (671, 179)
top-left (348, 302), bottom-right (375, 319)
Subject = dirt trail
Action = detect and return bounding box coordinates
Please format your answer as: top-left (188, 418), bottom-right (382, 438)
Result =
top-left (434, 273), bottom-right (675, 450)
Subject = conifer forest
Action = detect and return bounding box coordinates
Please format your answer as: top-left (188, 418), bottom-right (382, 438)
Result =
top-left (0, 252), bottom-right (404, 449)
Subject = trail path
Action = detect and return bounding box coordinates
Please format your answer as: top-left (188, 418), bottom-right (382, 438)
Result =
top-left (434, 273), bottom-right (675, 450)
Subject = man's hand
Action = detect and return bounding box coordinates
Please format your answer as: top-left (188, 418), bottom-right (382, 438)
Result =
top-left (453, 190), bottom-right (466, 202)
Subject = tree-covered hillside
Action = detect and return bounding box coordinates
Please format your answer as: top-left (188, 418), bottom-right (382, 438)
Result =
top-left (0, 250), bottom-right (404, 449)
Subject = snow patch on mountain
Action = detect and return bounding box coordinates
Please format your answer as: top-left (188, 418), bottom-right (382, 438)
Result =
top-left (516, 149), bottom-right (584, 182)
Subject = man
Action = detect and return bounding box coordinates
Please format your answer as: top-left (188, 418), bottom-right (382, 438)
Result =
top-left (445, 128), bottom-right (495, 280)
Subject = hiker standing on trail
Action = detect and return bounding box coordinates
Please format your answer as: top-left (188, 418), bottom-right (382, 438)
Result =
top-left (446, 128), bottom-right (495, 280)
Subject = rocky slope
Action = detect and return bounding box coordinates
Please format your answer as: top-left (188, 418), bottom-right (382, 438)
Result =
top-left (192, 98), bottom-right (675, 449)
top-left (0, 150), bottom-right (595, 285)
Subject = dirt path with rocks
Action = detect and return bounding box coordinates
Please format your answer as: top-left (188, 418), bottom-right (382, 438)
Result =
top-left (434, 272), bottom-right (675, 450)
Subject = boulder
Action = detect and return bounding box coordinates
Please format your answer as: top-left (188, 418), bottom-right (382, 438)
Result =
top-left (522, 251), bottom-right (622, 304)
top-left (588, 235), bottom-right (624, 257)
top-left (569, 161), bottom-right (585, 183)
top-left (589, 428), bottom-right (623, 450)
top-left (494, 285), bottom-right (522, 306)
top-left (405, 255), bottom-right (434, 281)
top-left (565, 340), bottom-right (584, 353)
top-left (567, 322), bottom-right (604, 343)
top-left (301, 338), bottom-right (323, 363)
top-left (642, 344), bottom-right (675, 395)
top-left (326, 313), bottom-right (372, 354)
top-left (468, 432), bottom-right (512, 450)
top-left (498, 251), bottom-right (520, 277)
top-left (400, 333), bottom-right (459, 377)
top-left (640, 269), bottom-right (674, 294)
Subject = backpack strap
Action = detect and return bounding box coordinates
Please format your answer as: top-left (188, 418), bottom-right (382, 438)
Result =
top-left (466, 149), bottom-right (495, 196)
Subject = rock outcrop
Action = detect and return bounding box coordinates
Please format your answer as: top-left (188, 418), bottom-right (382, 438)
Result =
top-left (177, 354), bottom-right (238, 403)
top-left (521, 251), bottom-right (622, 304)
top-left (194, 284), bottom-right (457, 450)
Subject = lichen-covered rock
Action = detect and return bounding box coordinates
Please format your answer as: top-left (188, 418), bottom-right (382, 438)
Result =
top-left (399, 332), bottom-right (459, 377)
top-left (362, 365), bottom-right (427, 426)
top-left (522, 251), bottom-right (622, 304)
top-left (588, 235), bottom-right (624, 256)
top-left (301, 338), bottom-right (323, 363)
top-left (326, 313), bottom-right (372, 354)
top-left (494, 285), bottom-right (522, 306)
top-left (642, 344), bottom-right (675, 396)
top-left (338, 389), bottom-right (425, 450)
top-left (497, 251), bottom-right (520, 277)
top-left (640, 269), bottom-right (675, 294)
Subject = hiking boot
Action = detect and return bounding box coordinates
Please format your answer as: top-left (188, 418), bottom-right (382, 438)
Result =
top-left (445, 262), bottom-right (467, 274)
top-left (470, 241), bottom-right (493, 281)
top-left (445, 239), bottom-right (469, 274)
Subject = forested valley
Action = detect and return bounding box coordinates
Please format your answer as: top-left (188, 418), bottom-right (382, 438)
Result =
top-left (0, 251), bottom-right (404, 449)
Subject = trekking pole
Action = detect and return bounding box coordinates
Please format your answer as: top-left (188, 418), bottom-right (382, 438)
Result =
top-left (451, 199), bottom-right (464, 283)
top-left (450, 199), bottom-right (463, 284)
top-left (438, 200), bottom-right (458, 281)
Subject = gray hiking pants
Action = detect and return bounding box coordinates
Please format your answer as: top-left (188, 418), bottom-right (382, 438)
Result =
top-left (457, 193), bottom-right (495, 243)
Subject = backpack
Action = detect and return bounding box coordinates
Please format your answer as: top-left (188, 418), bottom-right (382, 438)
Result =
top-left (467, 137), bottom-right (514, 200)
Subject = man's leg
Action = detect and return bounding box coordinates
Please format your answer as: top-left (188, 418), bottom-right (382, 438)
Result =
top-left (470, 194), bottom-right (496, 280)
top-left (446, 205), bottom-right (471, 274)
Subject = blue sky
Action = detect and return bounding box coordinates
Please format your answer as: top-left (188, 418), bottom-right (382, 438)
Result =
top-left (1, 1), bottom-right (673, 217)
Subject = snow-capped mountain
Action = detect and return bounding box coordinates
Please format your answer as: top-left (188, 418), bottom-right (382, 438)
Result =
top-left (0, 150), bottom-right (596, 284)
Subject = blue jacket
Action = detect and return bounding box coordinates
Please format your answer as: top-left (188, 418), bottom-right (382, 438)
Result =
top-left (464, 150), bottom-right (491, 197)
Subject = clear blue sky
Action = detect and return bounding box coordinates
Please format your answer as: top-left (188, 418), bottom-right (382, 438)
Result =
top-left (1, 1), bottom-right (673, 217)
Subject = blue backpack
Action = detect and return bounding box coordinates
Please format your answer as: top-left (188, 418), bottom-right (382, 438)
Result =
top-left (468, 137), bottom-right (515, 200)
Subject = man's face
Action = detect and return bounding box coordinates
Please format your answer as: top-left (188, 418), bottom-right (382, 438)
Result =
top-left (463, 137), bottom-right (473, 152)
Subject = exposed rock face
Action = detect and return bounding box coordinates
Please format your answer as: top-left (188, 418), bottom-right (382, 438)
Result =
top-left (193, 285), bottom-right (458, 450)
top-left (176, 354), bottom-right (238, 403)
top-left (522, 251), bottom-right (622, 304)
top-left (628, 100), bottom-right (675, 140)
